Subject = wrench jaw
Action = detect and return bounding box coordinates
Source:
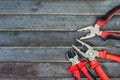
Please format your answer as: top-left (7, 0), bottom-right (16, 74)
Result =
top-left (72, 40), bottom-right (99, 61)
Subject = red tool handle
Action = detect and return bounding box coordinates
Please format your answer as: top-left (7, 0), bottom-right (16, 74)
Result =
top-left (96, 5), bottom-right (120, 27)
top-left (90, 60), bottom-right (110, 80)
top-left (78, 61), bottom-right (95, 80)
top-left (99, 49), bottom-right (120, 62)
top-left (68, 61), bottom-right (96, 80)
top-left (68, 65), bottom-right (81, 80)
top-left (100, 31), bottom-right (120, 40)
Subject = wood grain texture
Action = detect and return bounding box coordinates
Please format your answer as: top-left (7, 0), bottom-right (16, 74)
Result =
top-left (0, 62), bottom-right (119, 78)
top-left (0, 46), bottom-right (119, 62)
top-left (0, 0), bottom-right (120, 15)
top-left (0, 31), bottom-right (120, 46)
top-left (0, 16), bottom-right (120, 30)
top-left (0, 0), bottom-right (120, 79)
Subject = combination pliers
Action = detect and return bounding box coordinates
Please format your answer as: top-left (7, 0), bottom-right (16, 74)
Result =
top-left (78, 5), bottom-right (120, 40)
top-left (72, 39), bottom-right (120, 80)
top-left (66, 49), bottom-right (96, 80)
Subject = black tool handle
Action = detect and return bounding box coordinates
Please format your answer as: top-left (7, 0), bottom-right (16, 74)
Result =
top-left (96, 5), bottom-right (120, 27)
top-left (77, 61), bottom-right (96, 80)
top-left (87, 70), bottom-right (97, 80)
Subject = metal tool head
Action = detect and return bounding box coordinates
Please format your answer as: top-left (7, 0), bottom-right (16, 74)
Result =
top-left (72, 39), bottom-right (99, 61)
top-left (77, 24), bottom-right (101, 40)
top-left (66, 49), bottom-right (80, 65)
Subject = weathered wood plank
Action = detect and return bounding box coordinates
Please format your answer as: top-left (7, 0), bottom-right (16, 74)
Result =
top-left (0, 62), bottom-right (119, 78)
top-left (0, 47), bottom-right (119, 62)
top-left (0, 31), bottom-right (120, 46)
top-left (0, 0), bottom-right (120, 15)
top-left (0, 31), bottom-right (79, 46)
top-left (0, 15), bottom-right (120, 30)
top-left (1, 0), bottom-right (120, 80)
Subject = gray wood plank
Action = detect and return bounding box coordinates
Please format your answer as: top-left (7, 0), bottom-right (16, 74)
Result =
top-left (0, 47), bottom-right (119, 62)
top-left (0, 0), bottom-right (120, 15)
top-left (0, 31), bottom-right (79, 46)
top-left (0, 31), bottom-right (120, 46)
top-left (0, 15), bottom-right (120, 30)
top-left (0, 62), bottom-right (119, 78)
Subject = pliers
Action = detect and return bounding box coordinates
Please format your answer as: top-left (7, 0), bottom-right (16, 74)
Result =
top-left (78, 5), bottom-right (120, 40)
top-left (66, 49), bottom-right (96, 80)
top-left (72, 39), bottom-right (120, 80)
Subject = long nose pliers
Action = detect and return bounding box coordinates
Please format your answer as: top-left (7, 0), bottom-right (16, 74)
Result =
top-left (72, 39), bottom-right (120, 80)
top-left (66, 49), bottom-right (96, 80)
top-left (78, 5), bottom-right (120, 40)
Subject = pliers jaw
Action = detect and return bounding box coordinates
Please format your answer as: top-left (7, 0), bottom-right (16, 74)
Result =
top-left (72, 39), bottom-right (99, 61)
top-left (66, 49), bottom-right (80, 66)
top-left (66, 49), bottom-right (97, 80)
top-left (77, 24), bottom-right (102, 40)
top-left (78, 5), bottom-right (120, 40)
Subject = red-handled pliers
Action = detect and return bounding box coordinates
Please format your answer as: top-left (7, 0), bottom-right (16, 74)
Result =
top-left (78, 5), bottom-right (120, 40)
top-left (66, 49), bottom-right (96, 80)
top-left (72, 39), bottom-right (120, 80)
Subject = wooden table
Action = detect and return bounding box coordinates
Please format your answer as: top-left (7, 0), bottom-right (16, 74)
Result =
top-left (0, 0), bottom-right (120, 80)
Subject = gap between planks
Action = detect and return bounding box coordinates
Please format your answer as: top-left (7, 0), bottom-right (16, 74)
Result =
top-left (0, 13), bottom-right (120, 16)
top-left (0, 46), bottom-right (114, 48)
top-left (0, 29), bottom-right (120, 32)
top-left (0, 61), bottom-right (116, 63)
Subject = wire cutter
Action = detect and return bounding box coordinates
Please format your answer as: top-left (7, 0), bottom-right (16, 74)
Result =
top-left (72, 39), bottom-right (120, 80)
top-left (78, 5), bottom-right (120, 40)
top-left (66, 49), bottom-right (96, 80)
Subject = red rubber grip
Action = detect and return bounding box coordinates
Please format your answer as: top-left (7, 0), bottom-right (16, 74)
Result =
top-left (90, 60), bottom-right (110, 80)
top-left (77, 61), bottom-right (93, 80)
top-left (101, 32), bottom-right (120, 39)
top-left (68, 65), bottom-right (81, 80)
top-left (96, 7), bottom-right (120, 27)
top-left (99, 49), bottom-right (120, 62)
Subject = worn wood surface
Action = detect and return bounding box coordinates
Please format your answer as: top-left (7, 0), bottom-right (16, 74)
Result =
top-left (0, 62), bottom-right (119, 78)
top-left (0, 31), bottom-right (120, 46)
top-left (0, 46), bottom-right (119, 62)
top-left (0, 0), bottom-right (120, 80)
top-left (0, 16), bottom-right (120, 31)
top-left (0, 0), bottom-right (120, 15)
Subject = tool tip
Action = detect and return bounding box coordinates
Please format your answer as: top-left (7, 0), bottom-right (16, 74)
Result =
top-left (72, 45), bottom-right (75, 47)
top-left (76, 39), bottom-right (81, 42)
top-left (80, 37), bottom-right (88, 40)
top-left (72, 45), bottom-right (78, 50)
top-left (77, 29), bottom-right (81, 32)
